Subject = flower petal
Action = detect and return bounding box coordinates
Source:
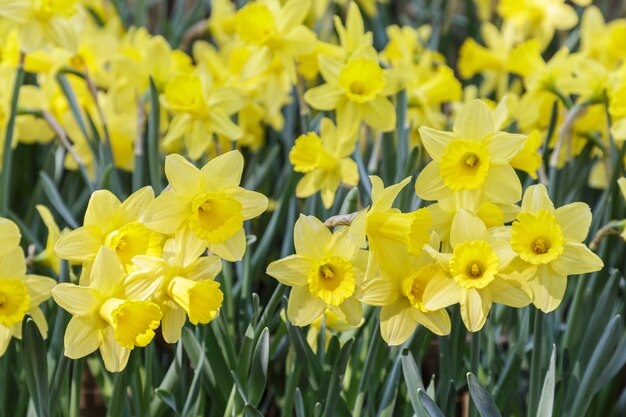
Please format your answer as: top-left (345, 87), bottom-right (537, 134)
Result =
top-left (142, 192), bottom-right (189, 235)
top-left (483, 164), bottom-right (522, 205)
top-left (225, 187), bottom-right (268, 220)
top-left (418, 127), bottom-right (455, 161)
top-left (520, 184), bottom-right (554, 213)
top-left (450, 209), bottom-right (487, 247)
top-left (266, 255), bottom-right (311, 286)
top-left (100, 327), bottom-right (130, 372)
top-left (490, 277), bottom-right (532, 308)
top-left (412, 309), bottom-right (451, 336)
top-left (304, 83), bottom-right (342, 110)
top-left (287, 286), bottom-right (326, 326)
top-left (201, 150), bottom-right (244, 189)
top-left (164, 154), bottom-right (202, 196)
top-left (453, 100), bottom-right (495, 140)
top-left (63, 316), bottom-right (102, 359)
top-left (294, 214), bottom-right (332, 258)
top-left (210, 228), bottom-right (247, 261)
top-left (555, 202), bottom-right (592, 242)
top-left (415, 161), bottom-right (453, 201)
top-left (423, 276), bottom-right (460, 310)
top-left (529, 266), bottom-right (567, 313)
top-left (362, 97), bottom-right (396, 132)
top-left (161, 304), bottom-right (186, 344)
top-left (485, 132), bottom-right (528, 165)
top-left (380, 298), bottom-right (417, 346)
top-left (459, 288), bottom-right (491, 332)
top-left (550, 242), bottom-right (603, 276)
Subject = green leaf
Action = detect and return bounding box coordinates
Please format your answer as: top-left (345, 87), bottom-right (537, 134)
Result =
top-left (418, 389), bottom-right (445, 417)
top-left (39, 172), bottom-right (79, 229)
top-left (155, 388), bottom-right (180, 417)
top-left (467, 373), bottom-right (502, 417)
top-left (147, 77), bottom-right (163, 192)
top-left (244, 405), bottom-right (265, 417)
top-left (247, 328), bottom-right (269, 407)
top-left (536, 345), bottom-right (556, 417)
top-left (182, 352), bottom-right (204, 417)
top-left (21, 317), bottom-right (49, 417)
top-left (400, 349), bottom-right (429, 417)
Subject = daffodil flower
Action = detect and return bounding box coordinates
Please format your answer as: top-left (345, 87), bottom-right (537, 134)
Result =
top-left (422, 210), bottom-right (532, 332)
top-left (266, 215), bottom-right (368, 326)
top-left (235, 0), bottom-right (316, 82)
top-left (162, 73), bottom-right (245, 161)
top-left (128, 229), bottom-right (223, 343)
top-left (289, 117), bottom-right (359, 208)
top-left (304, 55), bottom-right (401, 133)
top-left (349, 175), bottom-right (432, 279)
top-left (0, 246), bottom-right (56, 356)
top-left (415, 99), bottom-right (527, 204)
top-left (143, 151), bottom-right (268, 262)
top-left (361, 245), bottom-right (451, 345)
top-left (0, 0), bottom-right (79, 52)
top-left (55, 186), bottom-right (163, 272)
top-left (52, 247), bottom-right (162, 372)
top-left (34, 205), bottom-right (62, 275)
top-left (505, 184), bottom-right (604, 312)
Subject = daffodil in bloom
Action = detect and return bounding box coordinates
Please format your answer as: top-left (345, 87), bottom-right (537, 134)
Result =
top-left (162, 73), bottom-right (245, 161)
top-left (304, 54), bottom-right (400, 132)
top-left (505, 184), bottom-right (603, 312)
top-left (266, 215), bottom-right (367, 326)
top-left (143, 151), bottom-right (268, 262)
top-left (0, 245), bottom-right (56, 356)
top-left (0, 0), bottom-right (79, 52)
top-left (128, 229), bottom-right (223, 343)
top-left (235, 0), bottom-right (316, 82)
top-left (361, 246), bottom-right (451, 345)
top-left (349, 176), bottom-right (431, 278)
top-left (422, 210), bottom-right (532, 332)
top-left (289, 118), bottom-right (359, 208)
top-left (52, 247), bottom-right (162, 372)
top-left (415, 99), bottom-right (527, 205)
top-left (55, 186), bottom-right (163, 272)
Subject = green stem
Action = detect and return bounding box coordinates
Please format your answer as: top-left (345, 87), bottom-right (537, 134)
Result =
top-left (469, 331), bottom-right (480, 417)
top-left (528, 310), bottom-right (544, 417)
top-left (0, 53), bottom-right (25, 216)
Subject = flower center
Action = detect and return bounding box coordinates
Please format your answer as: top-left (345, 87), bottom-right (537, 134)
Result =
top-left (308, 256), bottom-right (355, 306)
top-left (532, 238), bottom-right (550, 254)
top-left (401, 264), bottom-right (440, 312)
top-left (450, 241), bottom-right (499, 289)
top-left (510, 210), bottom-right (564, 265)
top-left (439, 139), bottom-right (490, 191)
top-left (0, 279), bottom-right (31, 327)
top-left (338, 58), bottom-right (385, 103)
top-left (105, 222), bottom-right (163, 269)
top-left (189, 192), bottom-right (243, 244)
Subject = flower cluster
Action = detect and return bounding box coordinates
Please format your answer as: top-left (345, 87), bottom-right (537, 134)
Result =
top-left (52, 151), bottom-right (266, 371)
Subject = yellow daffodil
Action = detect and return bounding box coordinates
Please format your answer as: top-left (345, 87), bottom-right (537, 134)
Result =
top-left (266, 214), bottom-right (368, 326)
top-left (349, 176), bottom-right (432, 278)
top-left (162, 73), bottom-right (245, 161)
top-left (415, 99), bottom-right (527, 204)
top-left (304, 55), bottom-right (400, 132)
top-left (55, 186), bottom-right (163, 272)
top-left (506, 184), bottom-right (603, 312)
top-left (0, 216), bottom-right (21, 257)
top-left (52, 246), bottom-right (162, 372)
top-left (0, 0), bottom-right (79, 52)
top-left (289, 118), bottom-right (359, 208)
top-left (128, 229), bottom-right (223, 343)
top-left (361, 246), bottom-right (451, 345)
top-left (497, 0), bottom-right (581, 48)
top-left (380, 24), bottom-right (430, 69)
top-left (235, 0), bottom-right (316, 82)
top-left (333, 2), bottom-right (377, 61)
top-left (0, 246), bottom-right (56, 356)
top-left (580, 6), bottom-right (626, 70)
top-left (143, 151), bottom-right (268, 262)
top-left (422, 210), bottom-right (532, 332)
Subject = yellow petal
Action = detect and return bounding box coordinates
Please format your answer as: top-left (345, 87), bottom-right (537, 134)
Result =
top-left (554, 202), bottom-right (591, 242)
top-left (287, 286), bottom-right (326, 326)
top-left (418, 127), bottom-right (455, 161)
top-left (208, 112), bottom-right (243, 140)
top-left (371, 175), bottom-right (411, 211)
top-left (84, 190), bottom-right (121, 229)
top-left (142, 192), bottom-right (189, 235)
top-left (161, 304), bottom-right (186, 344)
top-left (54, 226), bottom-right (103, 263)
top-left (485, 132), bottom-right (528, 165)
top-left (24, 275), bottom-right (55, 306)
top-left (453, 100), bottom-right (494, 140)
top-left (529, 266), bottom-right (567, 313)
top-left (165, 154), bottom-right (203, 196)
top-left (490, 277), bottom-right (531, 308)
top-left (360, 275), bottom-right (400, 306)
top-left (64, 316), bottom-right (101, 359)
top-left (521, 184), bottom-right (554, 213)
top-left (449, 209), bottom-right (487, 247)
top-left (422, 276), bottom-right (460, 310)
top-left (53, 284), bottom-right (100, 316)
top-left (91, 247), bottom-right (126, 296)
top-left (210, 228), bottom-right (246, 261)
top-left (483, 165), bottom-right (522, 204)
top-left (200, 150), bottom-right (244, 189)
top-left (277, 0), bottom-right (310, 32)
top-left (414, 161), bottom-right (453, 201)
top-left (0, 325), bottom-right (12, 356)
top-left (330, 296), bottom-right (362, 326)
top-left (0, 246), bottom-right (25, 278)
top-left (318, 54), bottom-right (342, 86)
top-left (266, 255), bottom-right (311, 286)
top-left (0, 218), bottom-right (20, 257)
top-left (100, 327), bottom-right (130, 372)
top-left (304, 84), bottom-right (343, 110)
top-left (412, 309), bottom-right (451, 336)
top-left (380, 299), bottom-right (417, 346)
top-left (550, 242), bottom-right (603, 276)
top-left (459, 288), bottom-right (491, 332)
top-left (294, 214), bottom-right (332, 258)
top-left (120, 186), bottom-right (155, 222)
top-left (362, 97), bottom-right (396, 132)
top-left (225, 188), bottom-right (268, 220)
